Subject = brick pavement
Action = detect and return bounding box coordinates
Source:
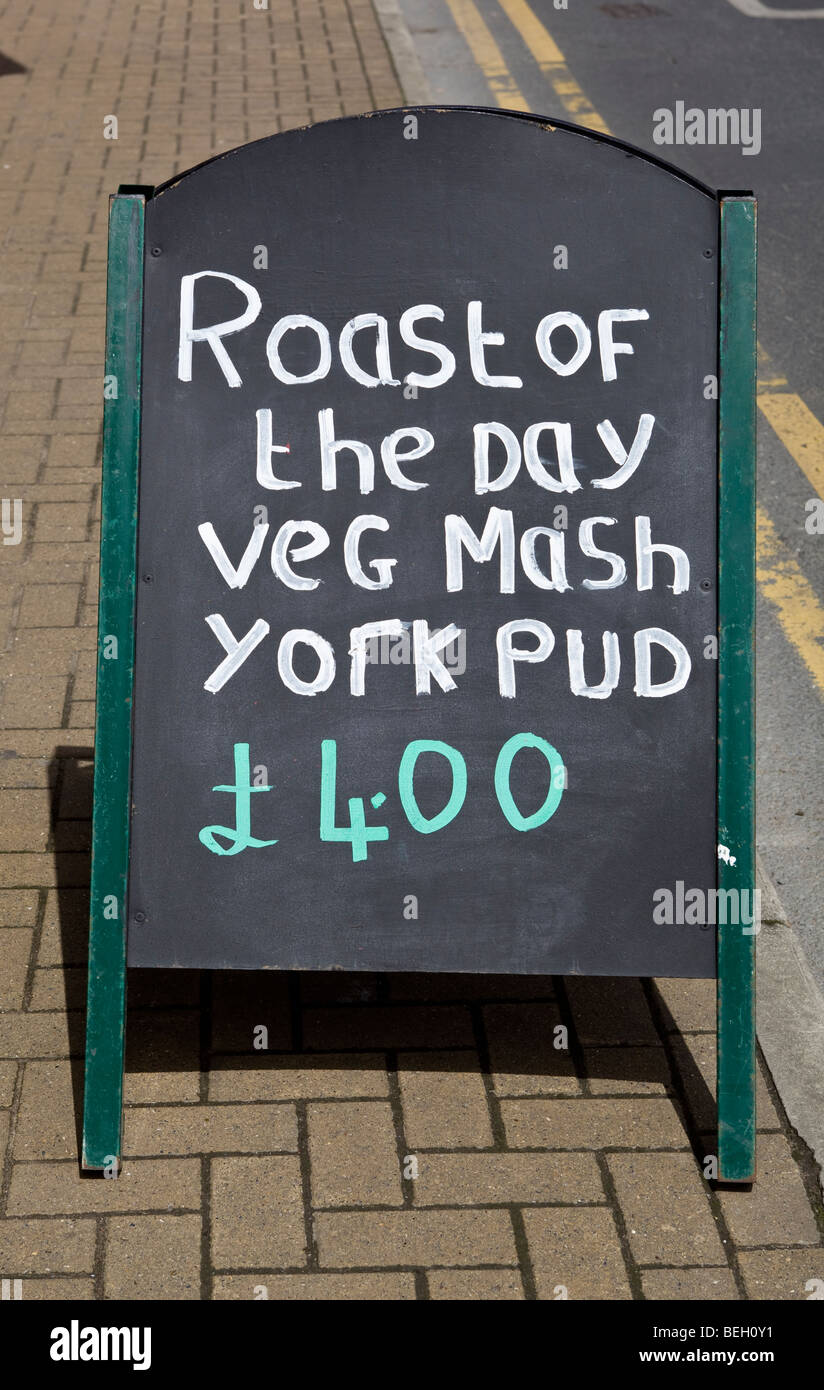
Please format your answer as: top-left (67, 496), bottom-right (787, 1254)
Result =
top-left (0, 0), bottom-right (822, 1301)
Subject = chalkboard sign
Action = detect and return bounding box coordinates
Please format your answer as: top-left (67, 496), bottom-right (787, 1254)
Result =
top-left (83, 109), bottom-right (757, 1178)
top-left (128, 108), bottom-right (719, 976)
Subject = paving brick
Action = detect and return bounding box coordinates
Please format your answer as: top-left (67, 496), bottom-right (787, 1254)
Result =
top-left (0, 888), bottom-right (39, 926)
top-left (55, 759), bottom-right (94, 821)
top-left (399, 1052), bottom-right (493, 1149)
top-left (68, 700), bottom-right (95, 727)
top-left (104, 1215), bottom-right (201, 1299)
top-left (14, 1059), bottom-right (79, 1159)
top-left (20, 343), bottom-right (68, 368)
top-left (15, 1276), bottom-right (96, 1299)
top-left (0, 852), bottom-right (67, 889)
top-left (585, 1047), bottom-right (671, 1095)
top-left (388, 973), bottom-right (556, 1002)
top-left (315, 1209), bottom-right (517, 1268)
top-left (303, 1005), bottom-right (474, 1051)
top-left (211, 1156), bottom-right (305, 1268)
top-left (213, 1272), bottom-right (416, 1299)
top-left (210, 970), bottom-right (293, 1052)
top-left (0, 675), bottom-right (68, 728)
top-left (0, 1060), bottom-right (17, 1106)
top-left (608, 1153), bottom-right (726, 1265)
top-left (566, 977), bottom-right (659, 1045)
top-left (123, 1011), bottom-right (201, 1104)
top-left (483, 1002), bottom-right (580, 1096)
top-left (428, 1269), bottom-right (524, 1299)
top-left (716, 1134), bottom-right (820, 1246)
top-left (52, 817), bottom-right (91, 856)
top-left (126, 970), bottom-right (201, 1010)
top-left (0, 1011), bottom-right (75, 1059)
top-left (209, 1054), bottom-right (390, 1102)
top-left (0, 789), bottom-right (53, 851)
top-left (4, 565), bottom-right (86, 591)
top-left (0, 736), bottom-right (93, 768)
top-left (7, 1160), bottom-right (201, 1215)
top-left (413, 1152), bottom-right (605, 1206)
top-left (0, 928), bottom-right (32, 1008)
top-left (524, 1206), bottom-right (632, 1299)
top-left (17, 584), bottom-right (80, 627)
top-left (2, 437), bottom-right (45, 474)
top-left (502, 1098), bottom-right (688, 1150)
top-left (308, 1100), bottom-right (403, 1207)
top-left (738, 1249), bottom-right (824, 1300)
top-left (68, 653), bottom-right (97, 705)
top-left (48, 435), bottom-right (97, 468)
top-left (0, 1217), bottom-right (96, 1274)
top-left (6, 391), bottom-right (55, 421)
top-left (33, 502), bottom-right (90, 542)
top-left (124, 1103), bottom-right (298, 1157)
top-left (653, 977), bottom-right (716, 1033)
top-left (8, 630), bottom-right (93, 678)
top-left (37, 887), bottom-right (88, 965)
top-left (29, 966), bottom-right (85, 1011)
top-left (299, 972), bottom-right (379, 1004)
top-left (641, 1267), bottom-right (739, 1300)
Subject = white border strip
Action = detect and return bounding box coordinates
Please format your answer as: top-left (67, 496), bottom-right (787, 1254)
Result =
top-left (726, 0), bottom-right (824, 18)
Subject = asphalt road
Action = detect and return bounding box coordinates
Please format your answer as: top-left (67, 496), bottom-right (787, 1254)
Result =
top-left (395, 0), bottom-right (824, 987)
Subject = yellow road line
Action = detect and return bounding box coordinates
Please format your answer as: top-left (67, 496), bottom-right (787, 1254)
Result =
top-left (758, 392), bottom-right (824, 502)
top-left (496, 0), bottom-right (610, 133)
top-left (444, 0), bottom-right (530, 109)
top-left (756, 344), bottom-right (822, 500)
top-left (756, 341), bottom-right (788, 391)
top-left (757, 506), bottom-right (824, 696)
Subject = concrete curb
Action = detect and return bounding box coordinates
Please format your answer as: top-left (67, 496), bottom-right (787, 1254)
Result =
top-left (373, 0), bottom-right (434, 103)
top-left (756, 853), bottom-right (824, 1193)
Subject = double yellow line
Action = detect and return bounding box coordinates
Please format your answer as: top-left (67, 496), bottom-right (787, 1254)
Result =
top-left (444, 0), bottom-right (824, 696)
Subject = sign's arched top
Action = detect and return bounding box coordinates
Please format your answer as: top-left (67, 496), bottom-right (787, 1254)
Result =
top-left (152, 105), bottom-right (719, 205)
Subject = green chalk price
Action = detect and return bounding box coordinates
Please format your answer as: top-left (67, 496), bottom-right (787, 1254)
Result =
top-left (201, 735), bottom-right (566, 863)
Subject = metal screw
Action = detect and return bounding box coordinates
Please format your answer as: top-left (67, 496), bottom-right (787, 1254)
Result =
top-left (134, 911), bottom-right (146, 924)
top-left (700, 578), bottom-right (712, 590)
top-left (143, 574), bottom-right (153, 583)
top-left (151, 246), bottom-right (162, 257)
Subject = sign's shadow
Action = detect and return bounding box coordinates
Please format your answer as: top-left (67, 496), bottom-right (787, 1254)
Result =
top-left (52, 748), bottom-right (717, 1170)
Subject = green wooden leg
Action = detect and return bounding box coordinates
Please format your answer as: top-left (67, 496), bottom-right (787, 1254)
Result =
top-left (81, 192), bottom-right (145, 1171)
top-left (717, 195), bottom-right (757, 1184)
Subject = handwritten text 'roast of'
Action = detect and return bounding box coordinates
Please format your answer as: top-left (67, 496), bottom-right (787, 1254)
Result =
top-left (179, 274), bottom-right (703, 703)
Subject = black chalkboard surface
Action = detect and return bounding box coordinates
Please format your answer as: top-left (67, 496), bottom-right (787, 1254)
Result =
top-left (127, 107), bottom-right (719, 976)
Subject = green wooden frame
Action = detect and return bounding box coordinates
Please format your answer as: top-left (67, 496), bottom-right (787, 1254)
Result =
top-left (81, 192), bottom-right (145, 1170)
top-left (82, 181), bottom-right (758, 1182)
top-left (717, 194), bottom-right (757, 1184)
